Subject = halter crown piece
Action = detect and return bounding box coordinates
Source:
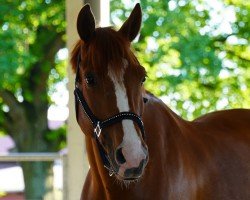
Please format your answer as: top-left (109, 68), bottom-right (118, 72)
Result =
top-left (74, 53), bottom-right (146, 175)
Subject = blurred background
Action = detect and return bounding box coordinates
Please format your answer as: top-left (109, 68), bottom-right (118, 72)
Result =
top-left (0, 0), bottom-right (249, 199)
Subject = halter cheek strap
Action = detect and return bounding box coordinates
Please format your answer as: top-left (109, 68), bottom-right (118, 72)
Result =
top-left (74, 53), bottom-right (146, 174)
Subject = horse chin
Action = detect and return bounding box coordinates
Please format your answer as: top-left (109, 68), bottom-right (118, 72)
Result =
top-left (113, 164), bottom-right (145, 185)
top-left (108, 155), bottom-right (147, 185)
top-left (114, 172), bottom-right (142, 186)
top-left (106, 163), bottom-right (143, 185)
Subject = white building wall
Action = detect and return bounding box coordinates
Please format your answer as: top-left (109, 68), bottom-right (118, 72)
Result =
top-left (66, 0), bottom-right (109, 199)
top-left (64, 0), bottom-right (109, 200)
top-left (66, 0), bottom-right (86, 199)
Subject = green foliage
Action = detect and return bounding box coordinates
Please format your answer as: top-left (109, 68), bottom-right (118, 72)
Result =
top-left (0, 1), bottom-right (66, 197)
top-left (0, 0), bottom-right (66, 95)
top-left (45, 125), bottom-right (67, 150)
top-left (0, 0), bottom-right (66, 130)
top-left (111, 0), bottom-right (250, 120)
top-left (0, 131), bottom-right (5, 137)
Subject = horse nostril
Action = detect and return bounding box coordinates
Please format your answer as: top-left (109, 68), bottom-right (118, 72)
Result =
top-left (115, 148), bottom-right (126, 164)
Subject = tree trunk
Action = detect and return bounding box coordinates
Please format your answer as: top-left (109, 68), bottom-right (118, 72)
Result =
top-left (0, 24), bottom-right (64, 199)
top-left (21, 162), bottom-right (53, 200)
top-left (15, 122), bottom-right (55, 199)
top-left (22, 162), bottom-right (54, 200)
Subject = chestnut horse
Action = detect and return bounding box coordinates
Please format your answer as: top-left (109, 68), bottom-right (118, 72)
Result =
top-left (71, 3), bottom-right (250, 200)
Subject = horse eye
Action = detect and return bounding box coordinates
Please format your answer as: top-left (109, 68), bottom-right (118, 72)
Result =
top-left (141, 76), bottom-right (146, 85)
top-left (85, 74), bottom-right (95, 86)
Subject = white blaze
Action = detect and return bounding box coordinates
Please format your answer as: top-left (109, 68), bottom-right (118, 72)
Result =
top-left (108, 60), bottom-right (145, 169)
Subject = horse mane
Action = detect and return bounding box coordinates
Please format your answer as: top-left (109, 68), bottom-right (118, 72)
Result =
top-left (70, 27), bottom-right (139, 74)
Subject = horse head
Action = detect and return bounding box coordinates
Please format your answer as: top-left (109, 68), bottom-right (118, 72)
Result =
top-left (72, 3), bottom-right (149, 182)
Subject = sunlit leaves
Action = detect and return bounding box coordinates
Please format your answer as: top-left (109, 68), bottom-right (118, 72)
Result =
top-left (0, 0), bottom-right (65, 136)
top-left (0, 0), bottom-right (65, 93)
top-left (111, 0), bottom-right (250, 120)
top-left (0, 0), bottom-right (65, 85)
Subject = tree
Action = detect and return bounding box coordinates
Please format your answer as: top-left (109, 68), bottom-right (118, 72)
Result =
top-left (110, 0), bottom-right (250, 119)
top-left (0, 0), bottom-right (65, 199)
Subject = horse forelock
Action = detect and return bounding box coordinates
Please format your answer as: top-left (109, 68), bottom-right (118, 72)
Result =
top-left (71, 27), bottom-right (139, 76)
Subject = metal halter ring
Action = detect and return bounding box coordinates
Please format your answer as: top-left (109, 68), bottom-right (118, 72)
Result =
top-left (94, 122), bottom-right (102, 138)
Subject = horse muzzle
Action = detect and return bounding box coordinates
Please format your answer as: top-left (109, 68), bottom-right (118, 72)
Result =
top-left (116, 155), bottom-right (148, 181)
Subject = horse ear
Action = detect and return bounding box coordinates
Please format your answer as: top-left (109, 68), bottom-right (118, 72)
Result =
top-left (77, 4), bottom-right (96, 42)
top-left (119, 3), bottom-right (142, 42)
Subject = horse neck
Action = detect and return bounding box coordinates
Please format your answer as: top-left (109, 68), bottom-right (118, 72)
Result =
top-left (146, 96), bottom-right (198, 160)
top-left (144, 96), bottom-right (210, 198)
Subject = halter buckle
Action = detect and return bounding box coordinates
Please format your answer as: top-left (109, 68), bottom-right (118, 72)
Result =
top-left (94, 122), bottom-right (102, 138)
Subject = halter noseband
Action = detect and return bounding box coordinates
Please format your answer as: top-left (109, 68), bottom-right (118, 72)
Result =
top-left (74, 53), bottom-right (146, 175)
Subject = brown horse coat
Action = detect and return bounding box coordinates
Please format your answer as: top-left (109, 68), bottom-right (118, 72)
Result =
top-left (82, 94), bottom-right (250, 199)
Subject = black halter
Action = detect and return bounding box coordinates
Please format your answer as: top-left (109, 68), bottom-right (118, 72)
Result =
top-left (74, 53), bottom-right (145, 174)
